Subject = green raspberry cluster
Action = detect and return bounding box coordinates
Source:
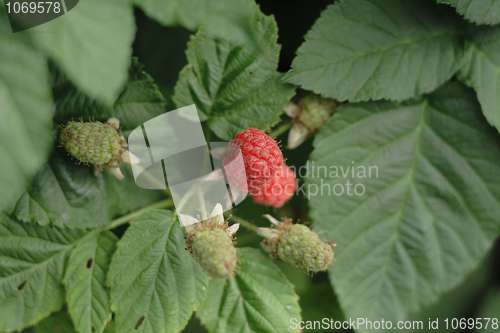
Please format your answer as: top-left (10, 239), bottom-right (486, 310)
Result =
top-left (285, 92), bottom-right (338, 149)
top-left (258, 215), bottom-right (335, 273)
top-left (183, 204), bottom-right (240, 279)
top-left (277, 224), bottom-right (334, 273)
top-left (189, 228), bottom-right (238, 279)
top-left (297, 93), bottom-right (338, 132)
top-left (59, 120), bottom-right (125, 166)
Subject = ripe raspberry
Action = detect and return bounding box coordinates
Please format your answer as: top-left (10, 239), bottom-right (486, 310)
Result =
top-left (251, 165), bottom-right (296, 207)
top-left (223, 128), bottom-right (283, 195)
top-left (258, 216), bottom-right (335, 273)
top-left (60, 119), bottom-right (125, 166)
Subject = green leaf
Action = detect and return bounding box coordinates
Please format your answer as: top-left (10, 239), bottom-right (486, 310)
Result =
top-left (29, 0), bottom-right (135, 103)
top-left (107, 210), bottom-right (208, 333)
top-left (35, 312), bottom-right (77, 333)
top-left (297, 283), bottom-right (345, 332)
top-left (13, 149), bottom-right (163, 229)
top-left (474, 288), bottom-right (500, 333)
top-left (284, 0), bottom-right (463, 102)
top-left (133, 0), bottom-right (257, 47)
top-left (13, 58), bottom-right (166, 229)
top-left (197, 248), bottom-right (301, 333)
top-left (307, 82), bottom-right (500, 326)
top-left (437, 0), bottom-right (500, 25)
top-left (0, 214), bottom-right (87, 332)
top-left (64, 231), bottom-right (117, 333)
top-left (0, 12), bottom-right (54, 211)
top-left (410, 255), bottom-right (491, 330)
top-left (173, 9), bottom-right (295, 141)
top-left (104, 320), bottom-right (117, 333)
top-left (52, 58), bottom-right (167, 131)
top-left (458, 24), bottom-right (500, 133)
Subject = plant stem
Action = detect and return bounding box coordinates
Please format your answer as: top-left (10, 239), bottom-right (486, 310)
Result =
top-left (197, 184), bottom-right (208, 220)
top-left (104, 198), bottom-right (174, 231)
top-left (228, 215), bottom-right (259, 232)
top-left (269, 121), bottom-right (292, 139)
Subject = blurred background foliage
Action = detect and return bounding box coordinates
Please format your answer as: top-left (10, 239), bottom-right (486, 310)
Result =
top-left (19, 0), bottom-right (500, 332)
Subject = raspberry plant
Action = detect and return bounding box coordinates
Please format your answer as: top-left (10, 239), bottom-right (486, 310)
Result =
top-left (2, 0), bottom-right (500, 333)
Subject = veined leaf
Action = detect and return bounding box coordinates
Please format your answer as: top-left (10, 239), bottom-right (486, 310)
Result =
top-left (29, 0), bottom-right (135, 103)
top-left (0, 10), bottom-right (54, 211)
top-left (13, 147), bottom-right (163, 229)
top-left (107, 210), bottom-right (208, 333)
top-left (0, 214), bottom-right (86, 332)
top-left (64, 231), bottom-right (117, 333)
top-left (458, 24), bottom-right (500, 133)
top-left (173, 9), bottom-right (294, 141)
top-left (307, 82), bottom-right (500, 326)
top-left (133, 0), bottom-right (257, 47)
top-left (437, 0), bottom-right (500, 25)
top-left (13, 59), bottom-right (165, 229)
top-left (284, 0), bottom-right (463, 102)
top-left (52, 57), bottom-right (166, 131)
top-left (197, 248), bottom-right (301, 333)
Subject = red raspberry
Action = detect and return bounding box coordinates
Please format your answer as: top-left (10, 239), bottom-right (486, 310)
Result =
top-left (223, 128), bottom-right (283, 195)
top-left (251, 165), bottom-right (296, 207)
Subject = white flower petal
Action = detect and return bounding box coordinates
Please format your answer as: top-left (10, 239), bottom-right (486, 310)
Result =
top-left (209, 203), bottom-right (224, 226)
top-left (227, 223), bottom-right (240, 236)
top-left (179, 214), bottom-right (200, 228)
top-left (121, 151), bottom-right (140, 164)
top-left (257, 227), bottom-right (280, 239)
top-left (108, 166), bottom-right (124, 179)
top-left (284, 101), bottom-right (300, 118)
top-left (262, 214), bottom-right (285, 227)
top-left (287, 123), bottom-right (308, 149)
top-left (107, 117), bottom-right (120, 129)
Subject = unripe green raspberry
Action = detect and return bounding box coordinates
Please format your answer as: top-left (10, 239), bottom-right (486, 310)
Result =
top-left (286, 92), bottom-right (338, 149)
top-left (183, 204), bottom-right (240, 279)
top-left (277, 224), bottom-right (334, 273)
top-left (189, 228), bottom-right (238, 279)
top-left (59, 120), bottom-right (125, 166)
top-left (297, 94), bottom-right (337, 132)
top-left (258, 215), bottom-right (335, 273)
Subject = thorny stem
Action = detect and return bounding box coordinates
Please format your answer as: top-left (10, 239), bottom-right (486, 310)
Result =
top-left (103, 198), bottom-right (174, 231)
top-left (269, 121), bottom-right (292, 139)
top-left (228, 215), bottom-right (259, 232)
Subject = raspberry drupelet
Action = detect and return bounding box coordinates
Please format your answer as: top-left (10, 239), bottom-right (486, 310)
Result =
top-left (251, 165), bottom-right (296, 207)
top-left (223, 128), bottom-right (283, 195)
